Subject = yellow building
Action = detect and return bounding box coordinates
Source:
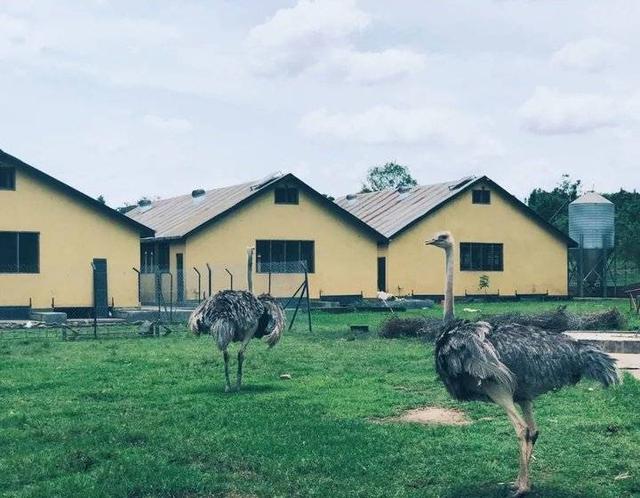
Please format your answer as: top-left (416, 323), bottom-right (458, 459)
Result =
top-left (0, 150), bottom-right (154, 317)
top-left (126, 174), bottom-right (385, 302)
top-left (336, 176), bottom-right (575, 298)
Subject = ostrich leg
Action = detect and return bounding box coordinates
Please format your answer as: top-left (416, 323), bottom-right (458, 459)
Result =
top-left (223, 349), bottom-right (232, 393)
top-left (236, 337), bottom-right (252, 391)
top-left (519, 400), bottom-right (539, 464)
top-left (485, 384), bottom-right (531, 496)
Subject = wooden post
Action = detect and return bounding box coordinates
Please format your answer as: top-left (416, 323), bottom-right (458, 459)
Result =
top-left (247, 247), bottom-right (255, 294)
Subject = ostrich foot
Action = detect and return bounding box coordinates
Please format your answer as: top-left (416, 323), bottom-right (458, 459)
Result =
top-left (224, 384), bottom-right (232, 393)
top-left (509, 482), bottom-right (531, 497)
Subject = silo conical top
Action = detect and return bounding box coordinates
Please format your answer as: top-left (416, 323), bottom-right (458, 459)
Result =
top-left (571, 191), bottom-right (613, 205)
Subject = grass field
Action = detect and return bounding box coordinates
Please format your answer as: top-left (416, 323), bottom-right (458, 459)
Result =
top-left (1, 300), bottom-right (639, 497)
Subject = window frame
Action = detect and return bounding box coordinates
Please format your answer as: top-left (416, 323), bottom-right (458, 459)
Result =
top-left (0, 167), bottom-right (16, 191)
top-left (274, 186), bottom-right (299, 205)
top-left (460, 242), bottom-right (503, 272)
top-left (256, 239), bottom-right (315, 273)
top-left (0, 231), bottom-right (40, 274)
top-left (472, 189), bottom-right (491, 205)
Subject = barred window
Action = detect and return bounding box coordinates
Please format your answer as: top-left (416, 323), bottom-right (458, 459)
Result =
top-left (0, 167), bottom-right (16, 190)
top-left (256, 240), bottom-right (314, 273)
top-left (460, 242), bottom-right (503, 271)
top-left (0, 232), bottom-right (39, 273)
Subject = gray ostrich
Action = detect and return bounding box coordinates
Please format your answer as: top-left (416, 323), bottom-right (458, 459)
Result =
top-left (188, 290), bottom-right (285, 392)
top-left (426, 231), bottom-right (621, 496)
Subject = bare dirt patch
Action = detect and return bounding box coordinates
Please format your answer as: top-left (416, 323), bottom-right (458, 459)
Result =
top-left (379, 406), bottom-right (470, 426)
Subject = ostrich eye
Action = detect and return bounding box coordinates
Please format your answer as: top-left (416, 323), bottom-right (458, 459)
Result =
top-left (438, 235), bottom-right (447, 240)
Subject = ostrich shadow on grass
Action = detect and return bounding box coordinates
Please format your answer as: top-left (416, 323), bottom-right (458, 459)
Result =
top-left (188, 383), bottom-right (286, 396)
top-left (440, 482), bottom-right (598, 498)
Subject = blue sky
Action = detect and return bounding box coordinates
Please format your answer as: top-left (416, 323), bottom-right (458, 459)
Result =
top-left (1, 0), bottom-right (639, 205)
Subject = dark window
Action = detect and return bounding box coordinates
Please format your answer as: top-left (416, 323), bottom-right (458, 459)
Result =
top-left (256, 240), bottom-right (315, 273)
top-left (157, 244), bottom-right (170, 272)
top-left (274, 186), bottom-right (299, 204)
top-left (460, 242), bottom-right (503, 271)
top-left (0, 232), bottom-right (39, 273)
top-left (0, 167), bottom-right (16, 190)
top-left (472, 189), bottom-right (491, 204)
top-left (140, 245), bottom-right (155, 273)
top-left (139, 243), bottom-right (170, 273)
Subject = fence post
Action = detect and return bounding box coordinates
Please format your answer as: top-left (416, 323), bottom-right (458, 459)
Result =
top-left (247, 247), bottom-right (254, 294)
top-left (206, 263), bottom-right (212, 298)
top-left (225, 268), bottom-right (233, 290)
top-left (193, 267), bottom-right (201, 302)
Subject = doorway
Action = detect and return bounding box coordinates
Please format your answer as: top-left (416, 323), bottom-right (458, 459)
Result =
top-left (377, 257), bottom-right (386, 292)
top-left (176, 253), bottom-right (184, 303)
top-left (92, 258), bottom-right (109, 318)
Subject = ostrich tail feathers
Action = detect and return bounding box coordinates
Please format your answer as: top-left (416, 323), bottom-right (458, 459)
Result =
top-left (188, 299), bottom-right (209, 335)
top-left (580, 345), bottom-right (622, 387)
top-left (259, 296), bottom-right (286, 348)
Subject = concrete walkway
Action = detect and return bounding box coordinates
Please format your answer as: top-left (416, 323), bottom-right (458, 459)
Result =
top-left (611, 354), bottom-right (640, 380)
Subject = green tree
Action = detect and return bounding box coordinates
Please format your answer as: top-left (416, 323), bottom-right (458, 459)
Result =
top-left (360, 162), bottom-right (417, 193)
top-left (604, 189), bottom-right (640, 266)
top-left (526, 174), bottom-right (582, 233)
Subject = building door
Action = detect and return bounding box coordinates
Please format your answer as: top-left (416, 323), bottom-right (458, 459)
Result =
top-left (176, 253), bottom-right (184, 304)
top-left (377, 257), bottom-right (386, 292)
top-left (92, 258), bottom-right (109, 318)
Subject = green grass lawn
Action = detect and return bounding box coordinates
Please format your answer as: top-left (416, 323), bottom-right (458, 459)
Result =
top-left (1, 300), bottom-right (639, 497)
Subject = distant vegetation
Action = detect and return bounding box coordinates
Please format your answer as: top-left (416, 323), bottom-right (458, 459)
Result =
top-left (527, 174), bottom-right (640, 267)
top-left (360, 162), bottom-right (417, 193)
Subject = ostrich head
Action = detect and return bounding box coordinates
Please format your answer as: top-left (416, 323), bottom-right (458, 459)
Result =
top-left (425, 231), bottom-right (454, 249)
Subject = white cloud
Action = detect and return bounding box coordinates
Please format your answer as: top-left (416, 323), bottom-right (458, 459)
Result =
top-left (247, 0), bottom-right (370, 76)
top-left (320, 48), bottom-right (426, 84)
top-left (519, 87), bottom-right (620, 135)
top-left (300, 105), bottom-right (503, 157)
top-left (142, 114), bottom-right (193, 133)
top-left (246, 0), bottom-right (424, 84)
top-left (551, 37), bottom-right (623, 73)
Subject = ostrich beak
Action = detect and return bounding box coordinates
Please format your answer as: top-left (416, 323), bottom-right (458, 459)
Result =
top-left (425, 238), bottom-right (437, 245)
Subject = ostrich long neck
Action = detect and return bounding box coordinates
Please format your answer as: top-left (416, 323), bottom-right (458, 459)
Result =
top-left (443, 245), bottom-right (455, 324)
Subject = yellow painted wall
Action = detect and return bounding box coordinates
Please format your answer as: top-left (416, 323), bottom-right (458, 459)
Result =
top-left (181, 188), bottom-right (379, 299)
top-left (0, 168), bottom-right (143, 308)
top-left (386, 183), bottom-right (569, 296)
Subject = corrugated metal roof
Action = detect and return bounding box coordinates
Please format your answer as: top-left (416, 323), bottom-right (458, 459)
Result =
top-left (335, 177), bottom-right (478, 238)
top-left (127, 179), bottom-right (268, 239)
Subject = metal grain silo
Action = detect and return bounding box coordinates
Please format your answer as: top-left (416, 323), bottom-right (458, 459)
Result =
top-left (568, 191), bottom-right (616, 297)
top-left (569, 191), bottom-right (615, 249)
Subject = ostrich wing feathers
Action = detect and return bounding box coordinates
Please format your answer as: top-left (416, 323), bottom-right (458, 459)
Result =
top-left (435, 321), bottom-right (516, 400)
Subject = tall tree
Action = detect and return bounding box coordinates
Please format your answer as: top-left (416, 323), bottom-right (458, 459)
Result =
top-left (526, 174), bottom-right (581, 233)
top-left (604, 190), bottom-right (640, 265)
top-left (360, 162), bottom-right (417, 193)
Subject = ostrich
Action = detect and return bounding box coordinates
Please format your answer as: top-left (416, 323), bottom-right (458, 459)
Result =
top-left (188, 290), bottom-right (285, 392)
top-left (425, 231), bottom-right (621, 496)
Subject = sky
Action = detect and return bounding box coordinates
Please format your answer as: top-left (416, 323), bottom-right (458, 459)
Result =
top-left (1, 0), bottom-right (640, 206)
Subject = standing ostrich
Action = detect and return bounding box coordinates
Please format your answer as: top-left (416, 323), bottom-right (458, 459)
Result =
top-left (188, 291), bottom-right (285, 392)
top-left (426, 231), bottom-right (621, 496)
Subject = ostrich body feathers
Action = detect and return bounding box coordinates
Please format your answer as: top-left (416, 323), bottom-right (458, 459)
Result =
top-left (188, 290), bottom-right (285, 350)
top-left (435, 319), bottom-right (621, 402)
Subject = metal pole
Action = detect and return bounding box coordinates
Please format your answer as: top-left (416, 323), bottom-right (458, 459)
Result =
top-left (206, 263), bottom-right (212, 297)
top-left (225, 268), bottom-right (233, 290)
top-left (91, 262), bottom-right (97, 339)
top-left (578, 235), bottom-right (584, 297)
top-left (247, 247), bottom-right (254, 294)
top-left (304, 267), bottom-right (312, 333)
top-left (132, 267), bottom-right (141, 304)
top-left (193, 267), bottom-right (201, 301)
